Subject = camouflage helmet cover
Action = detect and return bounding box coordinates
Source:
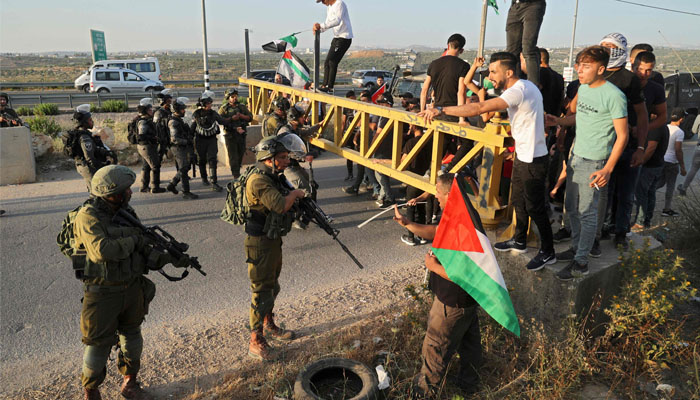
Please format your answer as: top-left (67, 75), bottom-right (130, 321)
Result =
top-left (254, 134), bottom-right (305, 162)
top-left (91, 165), bottom-right (136, 197)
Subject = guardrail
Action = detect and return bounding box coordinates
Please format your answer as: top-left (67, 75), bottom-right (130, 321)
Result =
top-left (242, 77), bottom-right (514, 224)
top-left (0, 79), bottom-right (241, 89)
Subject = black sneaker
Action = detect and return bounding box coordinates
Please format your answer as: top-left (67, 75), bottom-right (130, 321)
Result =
top-left (151, 187), bottom-right (166, 194)
top-left (589, 239), bottom-right (601, 258)
top-left (526, 250), bottom-right (556, 271)
top-left (401, 234), bottom-right (417, 246)
top-left (342, 186), bottom-right (358, 195)
top-left (661, 209), bottom-right (680, 217)
top-left (556, 260), bottom-right (589, 281)
top-left (552, 228), bottom-right (572, 243)
top-left (416, 236), bottom-right (429, 245)
top-left (556, 248), bottom-right (576, 262)
top-left (614, 234), bottom-right (629, 251)
top-left (182, 191), bottom-right (199, 200)
top-left (378, 199), bottom-right (395, 208)
top-left (344, 174), bottom-right (354, 181)
top-left (493, 239), bottom-right (527, 254)
top-left (140, 186), bottom-right (149, 193)
top-left (211, 182), bottom-right (223, 192)
top-left (166, 183), bottom-right (178, 195)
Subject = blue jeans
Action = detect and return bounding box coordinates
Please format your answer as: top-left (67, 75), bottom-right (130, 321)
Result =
top-left (611, 148), bottom-right (640, 235)
top-left (566, 154), bottom-right (605, 265)
top-left (633, 166), bottom-right (663, 226)
top-left (375, 169), bottom-right (394, 202)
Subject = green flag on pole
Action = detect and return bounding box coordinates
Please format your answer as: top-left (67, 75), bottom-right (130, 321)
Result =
top-left (488, 0), bottom-right (499, 15)
top-left (279, 34), bottom-right (298, 48)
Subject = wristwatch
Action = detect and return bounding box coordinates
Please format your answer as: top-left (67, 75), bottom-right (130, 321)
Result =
top-left (435, 106), bottom-right (443, 115)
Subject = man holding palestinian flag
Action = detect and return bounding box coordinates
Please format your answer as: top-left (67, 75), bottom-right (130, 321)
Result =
top-left (262, 34), bottom-right (312, 89)
top-left (393, 173), bottom-right (519, 396)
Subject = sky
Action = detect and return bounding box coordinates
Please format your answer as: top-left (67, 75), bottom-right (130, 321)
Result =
top-left (1, 0), bottom-right (699, 54)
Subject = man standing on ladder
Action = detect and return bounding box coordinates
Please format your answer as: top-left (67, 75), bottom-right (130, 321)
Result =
top-left (313, 0), bottom-right (353, 93)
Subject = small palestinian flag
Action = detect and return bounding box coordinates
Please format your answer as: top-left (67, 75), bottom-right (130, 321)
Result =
top-left (431, 176), bottom-right (520, 336)
top-left (488, 0), bottom-right (500, 15)
top-left (278, 50), bottom-right (311, 88)
top-left (262, 34), bottom-right (298, 53)
top-left (371, 83), bottom-right (386, 104)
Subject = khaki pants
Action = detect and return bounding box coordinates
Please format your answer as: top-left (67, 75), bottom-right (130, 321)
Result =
top-left (80, 279), bottom-right (147, 388)
top-left (245, 235), bottom-right (283, 330)
top-left (420, 297), bottom-right (482, 389)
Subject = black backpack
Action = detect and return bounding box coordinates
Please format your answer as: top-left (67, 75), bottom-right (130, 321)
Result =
top-left (62, 129), bottom-right (84, 158)
top-left (127, 118), bottom-right (140, 145)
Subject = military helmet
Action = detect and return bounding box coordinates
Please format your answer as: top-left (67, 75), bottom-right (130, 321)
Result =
top-left (198, 90), bottom-right (215, 106)
top-left (0, 92), bottom-right (8, 101)
top-left (91, 165), bottom-right (136, 197)
top-left (224, 88), bottom-right (238, 100)
top-left (72, 104), bottom-right (92, 126)
top-left (271, 97), bottom-right (290, 113)
top-left (137, 98), bottom-right (153, 115)
top-left (254, 134), bottom-right (306, 162)
top-left (287, 104), bottom-right (305, 122)
top-left (172, 97), bottom-right (189, 113)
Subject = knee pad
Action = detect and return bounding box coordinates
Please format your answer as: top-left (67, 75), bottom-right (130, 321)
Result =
top-left (119, 329), bottom-right (143, 361)
top-left (82, 345), bottom-right (111, 378)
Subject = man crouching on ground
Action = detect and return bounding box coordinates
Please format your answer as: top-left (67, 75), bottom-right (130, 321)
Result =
top-left (393, 173), bottom-right (482, 396)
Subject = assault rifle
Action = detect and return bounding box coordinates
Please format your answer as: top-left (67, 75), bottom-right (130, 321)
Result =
top-left (0, 111), bottom-right (22, 127)
top-left (283, 178), bottom-right (365, 269)
top-left (113, 209), bottom-right (206, 281)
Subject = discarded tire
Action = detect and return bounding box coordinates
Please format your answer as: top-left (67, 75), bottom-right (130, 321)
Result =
top-left (293, 357), bottom-right (379, 400)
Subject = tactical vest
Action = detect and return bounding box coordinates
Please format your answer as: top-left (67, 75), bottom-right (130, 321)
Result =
top-left (193, 109), bottom-right (220, 137)
top-left (245, 170), bottom-right (293, 239)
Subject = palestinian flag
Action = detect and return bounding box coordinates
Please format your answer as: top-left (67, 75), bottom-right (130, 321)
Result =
top-left (262, 34), bottom-right (298, 53)
top-left (278, 50), bottom-right (311, 88)
top-left (488, 0), bottom-right (500, 15)
top-left (431, 176), bottom-right (520, 336)
top-left (370, 83), bottom-right (386, 104)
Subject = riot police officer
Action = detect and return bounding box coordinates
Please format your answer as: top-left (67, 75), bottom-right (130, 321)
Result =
top-left (74, 165), bottom-right (187, 400)
top-left (276, 104), bottom-right (322, 200)
top-left (153, 89), bottom-right (174, 162)
top-left (166, 97), bottom-right (199, 200)
top-left (191, 91), bottom-right (229, 192)
top-left (134, 98), bottom-right (166, 193)
top-left (262, 97), bottom-right (290, 138)
top-left (69, 104), bottom-right (112, 192)
top-left (0, 92), bottom-right (23, 127)
top-left (219, 88), bottom-right (253, 179)
top-left (245, 135), bottom-right (307, 361)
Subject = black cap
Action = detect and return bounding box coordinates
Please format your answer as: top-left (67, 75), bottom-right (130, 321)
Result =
top-left (399, 92), bottom-right (414, 99)
top-left (671, 107), bottom-right (687, 121)
top-left (377, 93), bottom-right (394, 106)
top-left (406, 97), bottom-right (419, 105)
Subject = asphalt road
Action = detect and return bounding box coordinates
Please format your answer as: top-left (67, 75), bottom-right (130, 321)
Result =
top-left (0, 155), bottom-right (425, 389)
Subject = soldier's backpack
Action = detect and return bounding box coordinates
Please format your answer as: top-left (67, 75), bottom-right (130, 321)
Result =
top-left (62, 129), bottom-right (84, 158)
top-left (220, 166), bottom-right (258, 225)
top-left (57, 199), bottom-right (94, 279)
top-left (154, 108), bottom-right (172, 146)
top-left (127, 118), bottom-right (140, 145)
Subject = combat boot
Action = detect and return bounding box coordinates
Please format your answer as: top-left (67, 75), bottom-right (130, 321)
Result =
top-left (120, 374), bottom-right (153, 400)
top-left (166, 183), bottom-right (179, 195)
top-left (210, 169), bottom-right (223, 192)
top-left (249, 328), bottom-right (275, 361)
top-left (182, 191), bottom-right (199, 200)
top-left (84, 387), bottom-right (102, 400)
top-left (263, 313), bottom-right (295, 341)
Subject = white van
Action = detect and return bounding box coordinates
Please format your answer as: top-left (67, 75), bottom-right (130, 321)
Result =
top-left (74, 58), bottom-right (160, 92)
top-left (89, 68), bottom-right (164, 93)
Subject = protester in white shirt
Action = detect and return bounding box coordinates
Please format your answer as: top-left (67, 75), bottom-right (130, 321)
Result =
top-left (658, 107), bottom-right (687, 216)
top-left (418, 52), bottom-right (555, 273)
top-left (313, 0), bottom-right (353, 91)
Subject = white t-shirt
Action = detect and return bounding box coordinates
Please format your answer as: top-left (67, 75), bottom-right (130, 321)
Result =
top-left (320, 0), bottom-right (353, 39)
top-left (664, 124), bottom-right (684, 163)
top-left (499, 79), bottom-right (548, 163)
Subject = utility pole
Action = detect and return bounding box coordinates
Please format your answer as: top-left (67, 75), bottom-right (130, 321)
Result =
top-left (201, 0), bottom-right (210, 91)
top-left (567, 0), bottom-right (580, 68)
top-left (314, 31), bottom-right (320, 93)
top-left (477, 0), bottom-right (489, 58)
top-left (244, 29), bottom-right (251, 78)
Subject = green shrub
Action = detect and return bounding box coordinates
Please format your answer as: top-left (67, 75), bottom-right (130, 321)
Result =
top-left (90, 103), bottom-right (102, 113)
top-left (16, 106), bottom-right (33, 116)
top-left (100, 100), bottom-right (128, 113)
top-left (27, 116), bottom-right (63, 137)
top-left (33, 103), bottom-right (59, 116)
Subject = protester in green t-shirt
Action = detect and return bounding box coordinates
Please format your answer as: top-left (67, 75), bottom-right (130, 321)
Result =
top-left (545, 45), bottom-right (629, 281)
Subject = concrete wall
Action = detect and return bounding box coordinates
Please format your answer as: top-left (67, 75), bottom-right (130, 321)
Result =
top-left (216, 125), bottom-right (263, 169)
top-left (0, 126), bottom-right (36, 185)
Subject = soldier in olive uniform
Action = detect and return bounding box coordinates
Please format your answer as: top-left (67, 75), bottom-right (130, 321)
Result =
top-left (166, 97), bottom-right (199, 200)
top-left (70, 104), bottom-right (112, 192)
top-left (153, 89), bottom-right (174, 162)
top-left (276, 105), bottom-right (322, 200)
top-left (0, 92), bottom-right (23, 127)
top-left (191, 91), bottom-right (229, 192)
top-left (74, 165), bottom-right (189, 400)
top-left (245, 135), bottom-right (307, 361)
top-left (219, 89), bottom-right (253, 179)
top-left (134, 99), bottom-right (166, 193)
top-left (261, 97), bottom-right (290, 138)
